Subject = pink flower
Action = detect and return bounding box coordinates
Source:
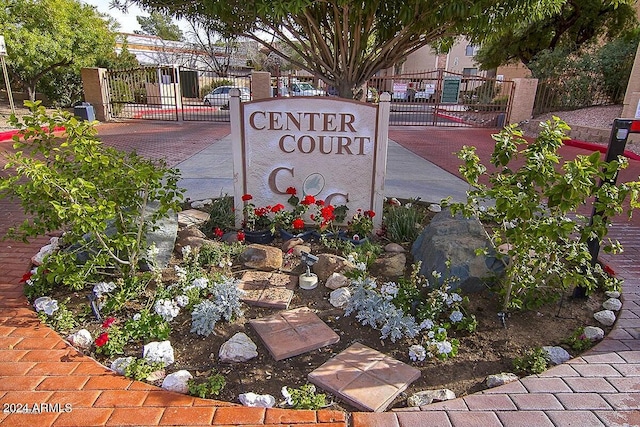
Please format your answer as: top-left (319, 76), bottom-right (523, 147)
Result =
top-left (101, 317), bottom-right (116, 328)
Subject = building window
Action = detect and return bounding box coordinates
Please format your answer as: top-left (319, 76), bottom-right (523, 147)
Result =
top-left (465, 45), bottom-right (477, 56)
top-left (462, 68), bottom-right (478, 76)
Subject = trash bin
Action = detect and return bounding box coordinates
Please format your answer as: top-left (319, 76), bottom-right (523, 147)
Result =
top-left (496, 112), bottom-right (506, 128)
top-left (74, 102), bottom-right (95, 122)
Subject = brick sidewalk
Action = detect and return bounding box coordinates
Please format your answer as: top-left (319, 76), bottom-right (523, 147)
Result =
top-left (0, 122), bottom-right (639, 426)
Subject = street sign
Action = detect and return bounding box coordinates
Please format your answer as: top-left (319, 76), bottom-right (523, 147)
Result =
top-left (0, 36), bottom-right (6, 56)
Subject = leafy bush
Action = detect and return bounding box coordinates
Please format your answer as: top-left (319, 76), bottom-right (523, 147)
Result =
top-left (513, 347), bottom-right (549, 375)
top-left (190, 277), bottom-right (244, 337)
top-left (188, 372), bottom-right (226, 398)
top-left (200, 195), bottom-right (235, 237)
top-left (450, 118), bottom-right (634, 311)
top-left (124, 358), bottom-right (165, 381)
top-left (0, 102), bottom-right (184, 291)
top-left (282, 384), bottom-right (326, 410)
top-left (383, 200), bottom-right (428, 243)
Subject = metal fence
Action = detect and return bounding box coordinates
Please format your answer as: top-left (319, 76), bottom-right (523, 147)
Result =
top-left (367, 70), bottom-right (514, 127)
top-left (105, 66), bottom-right (251, 122)
top-left (533, 74), bottom-right (625, 117)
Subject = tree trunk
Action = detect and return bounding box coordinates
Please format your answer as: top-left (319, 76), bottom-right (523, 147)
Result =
top-left (27, 85), bottom-right (37, 102)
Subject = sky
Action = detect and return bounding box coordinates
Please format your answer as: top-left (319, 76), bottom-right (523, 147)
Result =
top-left (81, 0), bottom-right (189, 35)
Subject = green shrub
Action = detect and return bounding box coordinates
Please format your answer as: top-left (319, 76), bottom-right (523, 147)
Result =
top-left (513, 347), bottom-right (549, 375)
top-left (383, 200), bottom-right (427, 243)
top-left (188, 372), bottom-right (226, 398)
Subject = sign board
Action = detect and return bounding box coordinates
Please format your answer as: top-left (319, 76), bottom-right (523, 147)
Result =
top-left (423, 84), bottom-right (436, 95)
top-left (441, 76), bottom-right (461, 104)
top-left (230, 94), bottom-right (390, 230)
top-left (0, 36), bottom-right (6, 56)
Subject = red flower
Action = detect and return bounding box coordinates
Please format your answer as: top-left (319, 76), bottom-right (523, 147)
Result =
top-left (301, 195), bottom-right (316, 205)
top-left (271, 203), bottom-right (285, 213)
top-left (20, 271), bottom-right (33, 283)
top-left (365, 210), bottom-right (375, 218)
top-left (95, 332), bottom-right (109, 347)
top-left (237, 230), bottom-right (246, 241)
top-left (254, 207), bottom-right (268, 217)
top-left (292, 218), bottom-right (305, 230)
top-left (214, 227), bottom-right (224, 238)
top-left (603, 264), bottom-right (615, 277)
top-left (315, 199), bottom-right (325, 206)
top-left (286, 187), bottom-right (297, 195)
top-left (102, 317), bottom-right (116, 328)
top-left (242, 194), bottom-right (253, 202)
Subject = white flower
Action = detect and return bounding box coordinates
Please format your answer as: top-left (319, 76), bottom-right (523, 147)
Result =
top-left (181, 245), bottom-right (192, 258)
top-left (154, 299), bottom-right (180, 322)
top-left (427, 331), bottom-right (435, 339)
top-left (147, 243), bottom-right (159, 262)
top-left (438, 327), bottom-right (446, 334)
top-left (380, 282), bottom-right (399, 300)
top-left (436, 340), bottom-right (453, 354)
top-left (132, 313), bottom-right (141, 321)
top-left (33, 296), bottom-right (59, 316)
top-left (449, 310), bottom-right (464, 323)
top-left (408, 344), bottom-right (426, 362)
top-left (174, 265), bottom-right (187, 281)
top-left (419, 319), bottom-right (434, 330)
top-left (405, 203), bottom-right (413, 209)
top-left (93, 281), bottom-right (116, 298)
top-left (431, 270), bottom-right (442, 280)
top-left (191, 277), bottom-right (209, 289)
top-left (281, 386), bottom-right (293, 406)
top-left (175, 295), bottom-right (189, 307)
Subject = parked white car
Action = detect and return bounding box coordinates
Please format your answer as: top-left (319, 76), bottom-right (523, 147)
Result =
top-left (289, 82), bottom-right (326, 96)
top-left (203, 86), bottom-right (251, 108)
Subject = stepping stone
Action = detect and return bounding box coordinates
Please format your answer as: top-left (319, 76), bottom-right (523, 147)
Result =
top-left (308, 342), bottom-right (420, 412)
top-left (249, 307), bottom-right (339, 361)
top-left (238, 271), bottom-right (297, 309)
top-left (177, 209), bottom-right (210, 227)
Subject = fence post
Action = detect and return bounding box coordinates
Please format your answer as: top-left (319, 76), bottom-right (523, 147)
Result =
top-left (251, 71), bottom-right (272, 100)
top-left (508, 78), bottom-right (538, 125)
top-left (81, 67), bottom-right (110, 122)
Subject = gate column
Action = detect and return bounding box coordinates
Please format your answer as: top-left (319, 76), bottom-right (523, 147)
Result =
top-left (509, 78), bottom-right (538, 125)
top-left (81, 67), bottom-right (110, 122)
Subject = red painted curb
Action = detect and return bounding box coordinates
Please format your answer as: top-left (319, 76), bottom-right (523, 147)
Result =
top-left (565, 138), bottom-right (640, 161)
top-left (0, 126), bottom-right (66, 143)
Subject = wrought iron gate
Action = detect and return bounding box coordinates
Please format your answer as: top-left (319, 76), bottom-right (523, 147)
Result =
top-left (367, 70), bottom-right (514, 127)
top-left (104, 66), bottom-right (251, 122)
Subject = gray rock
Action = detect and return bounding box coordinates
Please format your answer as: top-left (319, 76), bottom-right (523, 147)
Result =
top-left (239, 244), bottom-right (283, 271)
top-left (161, 370), bottom-right (192, 394)
top-left (370, 253), bottom-right (406, 278)
top-left (67, 329), bottom-right (93, 350)
top-left (144, 201), bottom-right (178, 269)
top-left (110, 357), bottom-right (135, 375)
top-left (238, 392), bottom-right (276, 408)
top-left (313, 253), bottom-right (355, 282)
top-left (428, 204), bottom-right (442, 213)
top-left (325, 272), bottom-right (349, 290)
top-left (407, 389), bottom-right (456, 407)
top-left (219, 332), bottom-right (258, 362)
top-left (602, 298), bottom-right (622, 311)
top-left (143, 340), bottom-right (175, 365)
top-left (384, 243), bottom-right (405, 253)
top-left (594, 310), bottom-right (616, 326)
top-left (542, 346), bottom-right (571, 365)
top-left (411, 209), bottom-right (503, 293)
top-left (583, 326), bottom-right (605, 341)
top-left (486, 373), bottom-right (519, 388)
top-left (329, 287), bottom-right (352, 309)
top-left (605, 290), bottom-right (621, 299)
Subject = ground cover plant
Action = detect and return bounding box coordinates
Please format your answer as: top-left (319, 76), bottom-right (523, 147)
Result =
top-left (1, 107), bottom-right (628, 412)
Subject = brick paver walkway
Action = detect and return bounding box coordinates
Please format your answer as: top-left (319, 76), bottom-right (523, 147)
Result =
top-left (0, 122), bottom-right (639, 426)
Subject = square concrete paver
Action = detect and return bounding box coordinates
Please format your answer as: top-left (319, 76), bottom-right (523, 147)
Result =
top-left (249, 307), bottom-right (339, 361)
top-left (238, 271), bottom-right (297, 309)
top-left (308, 342), bottom-right (420, 412)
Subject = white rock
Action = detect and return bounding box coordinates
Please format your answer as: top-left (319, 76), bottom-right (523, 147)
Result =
top-left (161, 370), bottom-right (192, 394)
top-left (602, 298), bottom-right (622, 311)
top-left (543, 346), bottom-right (571, 365)
top-left (325, 272), bottom-right (349, 290)
top-left (486, 372), bottom-right (519, 388)
top-left (31, 237), bottom-right (59, 266)
top-left (605, 290), bottom-right (621, 299)
top-left (110, 357), bottom-right (135, 375)
top-left (329, 287), bottom-right (352, 309)
top-left (583, 326), bottom-right (605, 341)
top-left (219, 333), bottom-right (258, 363)
top-left (33, 296), bottom-right (59, 316)
top-left (67, 329), bottom-right (93, 350)
top-left (407, 389), bottom-right (456, 407)
top-left (428, 204), bottom-right (442, 213)
top-left (238, 392), bottom-right (276, 408)
top-left (143, 341), bottom-right (175, 365)
top-left (145, 369), bottom-right (166, 382)
top-left (594, 310), bottom-right (616, 327)
top-left (190, 199), bottom-right (212, 209)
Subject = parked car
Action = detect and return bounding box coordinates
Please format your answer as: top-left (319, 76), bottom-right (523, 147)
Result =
top-left (203, 86), bottom-right (251, 108)
top-left (289, 82), bottom-right (326, 96)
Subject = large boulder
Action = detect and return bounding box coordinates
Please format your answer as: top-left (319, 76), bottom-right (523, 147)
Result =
top-left (313, 254), bottom-right (355, 282)
top-left (411, 209), bottom-right (503, 292)
top-left (239, 244), bottom-right (283, 271)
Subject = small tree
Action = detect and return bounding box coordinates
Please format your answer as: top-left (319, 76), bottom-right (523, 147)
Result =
top-left (449, 118), bottom-right (639, 311)
top-left (0, 102), bottom-right (184, 290)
